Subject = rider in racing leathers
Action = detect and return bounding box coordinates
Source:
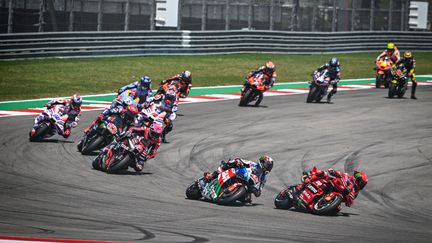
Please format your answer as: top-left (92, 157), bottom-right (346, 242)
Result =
top-left (84, 76), bottom-right (152, 134)
top-left (396, 51), bottom-right (418, 99)
top-left (297, 167), bottom-right (368, 208)
top-left (157, 71), bottom-right (192, 98)
top-left (31, 94), bottom-right (82, 138)
top-left (376, 42), bottom-right (401, 64)
top-left (313, 57), bottom-right (341, 103)
top-left (202, 156), bottom-right (274, 203)
top-left (148, 90), bottom-right (178, 143)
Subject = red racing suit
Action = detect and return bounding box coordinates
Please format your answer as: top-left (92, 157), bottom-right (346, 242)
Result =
top-left (246, 66), bottom-right (277, 88)
top-left (300, 167), bottom-right (359, 207)
top-left (127, 126), bottom-right (161, 159)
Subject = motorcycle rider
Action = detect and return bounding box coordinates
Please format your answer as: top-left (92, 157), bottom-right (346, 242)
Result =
top-left (396, 51), bottom-right (418, 99)
top-left (376, 42), bottom-right (401, 64)
top-left (84, 76), bottom-right (152, 134)
top-left (313, 57), bottom-right (341, 103)
top-left (151, 90), bottom-right (178, 143)
top-left (202, 155), bottom-right (274, 203)
top-left (157, 71), bottom-right (192, 98)
top-left (242, 61), bottom-right (277, 99)
top-left (126, 123), bottom-right (163, 171)
top-left (298, 167), bottom-right (368, 207)
top-left (31, 94), bottom-right (82, 138)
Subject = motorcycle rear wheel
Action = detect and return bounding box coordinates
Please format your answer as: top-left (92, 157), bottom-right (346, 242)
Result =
top-left (216, 185), bottom-right (247, 205)
top-left (312, 195), bottom-right (342, 215)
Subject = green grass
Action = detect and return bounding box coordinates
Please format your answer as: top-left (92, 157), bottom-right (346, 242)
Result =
top-left (1, 52), bottom-right (432, 101)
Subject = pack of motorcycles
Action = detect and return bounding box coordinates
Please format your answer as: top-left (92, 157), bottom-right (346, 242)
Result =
top-left (27, 64), bottom-right (408, 215)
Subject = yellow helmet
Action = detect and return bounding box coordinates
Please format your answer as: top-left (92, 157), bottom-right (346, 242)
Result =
top-left (387, 42), bottom-right (395, 51)
top-left (404, 51), bottom-right (412, 59)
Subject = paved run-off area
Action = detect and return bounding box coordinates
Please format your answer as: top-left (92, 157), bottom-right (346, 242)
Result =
top-left (0, 79), bottom-right (431, 242)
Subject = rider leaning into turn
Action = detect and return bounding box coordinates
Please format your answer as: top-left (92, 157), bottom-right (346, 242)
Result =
top-left (150, 90), bottom-right (178, 143)
top-left (314, 57), bottom-right (341, 103)
top-left (396, 51), bottom-right (418, 99)
top-left (157, 70), bottom-right (192, 98)
top-left (84, 75), bottom-right (152, 134)
top-left (203, 155), bottom-right (274, 203)
top-left (376, 42), bottom-right (401, 64)
top-left (244, 61), bottom-right (277, 89)
top-left (32, 94), bottom-right (82, 138)
top-left (298, 167), bottom-right (368, 207)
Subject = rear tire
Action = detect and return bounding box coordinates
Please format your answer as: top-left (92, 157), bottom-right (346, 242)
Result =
top-left (216, 185), bottom-right (247, 205)
top-left (388, 83), bottom-right (396, 98)
top-left (375, 75), bottom-right (382, 88)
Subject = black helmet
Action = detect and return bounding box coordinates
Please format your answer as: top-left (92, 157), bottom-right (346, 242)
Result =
top-left (181, 71), bottom-right (192, 84)
top-left (139, 75), bottom-right (152, 89)
top-left (259, 155), bottom-right (274, 174)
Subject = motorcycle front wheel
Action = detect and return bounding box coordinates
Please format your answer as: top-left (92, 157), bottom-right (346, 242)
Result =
top-left (239, 89), bottom-right (253, 106)
top-left (185, 181), bottom-right (202, 200)
top-left (274, 188), bottom-right (294, 209)
top-left (312, 194), bottom-right (342, 215)
top-left (81, 135), bottom-right (104, 155)
top-left (216, 185), bottom-right (247, 205)
top-left (29, 123), bottom-right (49, 142)
top-left (103, 150), bottom-right (132, 174)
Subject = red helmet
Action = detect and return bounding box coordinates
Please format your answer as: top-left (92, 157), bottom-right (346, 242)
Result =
top-left (149, 123), bottom-right (163, 140)
top-left (353, 170), bottom-right (368, 190)
top-left (124, 104), bottom-right (139, 121)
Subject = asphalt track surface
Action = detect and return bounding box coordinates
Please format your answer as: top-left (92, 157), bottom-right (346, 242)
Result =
top-left (1, 86), bottom-right (431, 243)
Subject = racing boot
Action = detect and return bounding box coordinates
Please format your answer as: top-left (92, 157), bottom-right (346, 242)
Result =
top-left (326, 94), bottom-right (333, 103)
top-left (243, 193), bottom-right (252, 204)
top-left (161, 133), bottom-right (168, 143)
top-left (134, 159), bottom-right (146, 172)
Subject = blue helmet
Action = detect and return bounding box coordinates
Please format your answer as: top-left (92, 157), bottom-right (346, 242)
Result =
top-left (329, 57), bottom-right (339, 67)
top-left (139, 76), bottom-right (152, 89)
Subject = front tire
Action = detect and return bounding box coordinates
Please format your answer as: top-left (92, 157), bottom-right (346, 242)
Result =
top-left (307, 85), bottom-right (318, 103)
top-left (312, 195), bottom-right (342, 215)
top-left (216, 185), bottom-right (247, 205)
top-left (239, 89), bottom-right (253, 106)
top-left (274, 189), bottom-right (294, 209)
top-left (186, 181), bottom-right (202, 200)
top-left (29, 123), bottom-right (49, 142)
top-left (81, 135), bottom-right (104, 155)
top-left (388, 82), bottom-right (397, 98)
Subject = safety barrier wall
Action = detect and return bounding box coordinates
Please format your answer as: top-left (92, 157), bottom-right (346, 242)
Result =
top-left (1, 30), bottom-right (431, 59)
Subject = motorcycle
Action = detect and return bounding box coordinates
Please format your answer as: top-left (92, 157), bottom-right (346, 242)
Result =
top-left (186, 166), bottom-right (254, 205)
top-left (375, 57), bottom-right (393, 88)
top-left (29, 104), bottom-right (69, 141)
top-left (93, 132), bottom-right (154, 173)
top-left (388, 68), bottom-right (408, 98)
top-left (274, 169), bottom-right (345, 215)
top-left (239, 73), bottom-right (269, 107)
top-left (306, 70), bottom-right (331, 103)
top-left (78, 110), bottom-right (134, 155)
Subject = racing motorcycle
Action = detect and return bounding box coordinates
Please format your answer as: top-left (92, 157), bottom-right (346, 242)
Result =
top-left (78, 105), bottom-right (138, 155)
top-left (239, 73), bottom-right (270, 107)
top-left (388, 68), bottom-right (408, 98)
top-left (375, 57), bottom-right (393, 88)
top-left (186, 166), bottom-right (254, 205)
top-left (274, 168), bottom-right (345, 215)
top-left (93, 132), bottom-right (154, 173)
top-left (29, 104), bottom-right (69, 141)
top-left (306, 70), bottom-right (331, 103)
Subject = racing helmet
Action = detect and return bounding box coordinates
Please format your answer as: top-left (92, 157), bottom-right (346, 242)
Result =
top-left (329, 57), bottom-right (339, 67)
top-left (71, 94), bottom-right (82, 108)
top-left (181, 70), bottom-right (192, 84)
top-left (124, 104), bottom-right (139, 122)
top-left (139, 75), bottom-right (152, 89)
top-left (353, 170), bottom-right (368, 190)
top-left (259, 155), bottom-right (274, 174)
top-left (165, 90), bottom-right (177, 104)
top-left (403, 51), bottom-right (413, 59)
top-left (149, 123), bottom-right (163, 140)
top-left (387, 42), bottom-right (395, 52)
top-left (265, 61), bottom-right (275, 73)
